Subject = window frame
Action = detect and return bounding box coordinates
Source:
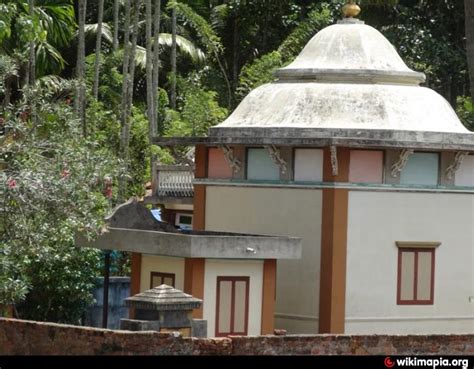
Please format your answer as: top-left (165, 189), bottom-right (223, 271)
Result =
top-left (175, 212), bottom-right (193, 230)
top-left (150, 272), bottom-right (176, 288)
top-left (215, 276), bottom-right (250, 337)
top-left (396, 247), bottom-right (436, 305)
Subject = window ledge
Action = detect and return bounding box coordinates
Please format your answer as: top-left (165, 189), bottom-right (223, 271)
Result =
top-left (395, 241), bottom-right (441, 249)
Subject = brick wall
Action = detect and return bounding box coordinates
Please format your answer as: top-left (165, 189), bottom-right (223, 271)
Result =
top-left (0, 318), bottom-right (472, 355)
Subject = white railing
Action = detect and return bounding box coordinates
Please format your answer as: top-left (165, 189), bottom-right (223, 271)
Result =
top-left (156, 166), bottom-right (194, 198)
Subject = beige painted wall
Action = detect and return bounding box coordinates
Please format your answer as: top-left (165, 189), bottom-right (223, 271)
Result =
top-left (205, 186), bottom-right (322, 333)
top-left (203, 259), bottom-right (263, 337)
top-left (140, 255), bottom-right (185, 292)
top-left (346, 191), bottom-right (474, 334)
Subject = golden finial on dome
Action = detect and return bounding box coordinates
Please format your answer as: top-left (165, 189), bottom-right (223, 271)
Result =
top-left (342, 0), bottom-right (361, 18)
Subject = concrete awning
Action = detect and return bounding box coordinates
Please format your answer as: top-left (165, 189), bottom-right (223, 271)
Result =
top-left (77, 227), bottom-right (301, 260)
top-left (76, 199), bottom-right (302, 260)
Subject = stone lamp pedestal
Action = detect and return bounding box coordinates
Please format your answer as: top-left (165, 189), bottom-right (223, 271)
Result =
top-left (120, 284), bottom-right (207, 337)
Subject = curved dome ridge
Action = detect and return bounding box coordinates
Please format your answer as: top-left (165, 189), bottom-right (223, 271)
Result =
top-left (276, 21), bottom-right (425, 85)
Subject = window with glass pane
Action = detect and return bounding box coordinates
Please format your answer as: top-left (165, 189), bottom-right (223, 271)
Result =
top-left (247, 148), bottom-right (280, 180)
top-left (397, 248), bottom-right (435, 305)
top-left (150, 272), bottom-right (176, 288)
top-left (400, 153), bottom-right (439, 186)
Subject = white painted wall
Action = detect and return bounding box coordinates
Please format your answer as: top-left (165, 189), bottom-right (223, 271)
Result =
top-left (140, 255), bottom-right (185, 292)
top-left (346, 191), bottom-right (474, 334)
top-left (205, 186), bottom-right (322, 333)
top-left (294, 149), bottom-right (323, 182)
top-left (455, 155), bottom-right (474, 187)
top-left (203, 259), bottom-right (263, 337)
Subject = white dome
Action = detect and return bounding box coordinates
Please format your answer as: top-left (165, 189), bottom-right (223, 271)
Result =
top-left (214, 19), bottom-right (469, 135)
top-left (278, 21), bottom-right (423, 82)
top-left (218, 83), bottom-right (467, 133)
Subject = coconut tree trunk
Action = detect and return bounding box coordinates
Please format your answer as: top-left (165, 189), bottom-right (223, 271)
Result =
top-left (4, 78), bottom-right (11, 108)
top-left (120, 0), bottom-right (132, 128)
top-left (466, 0), bottom-right (474, 100)
top-left (146, 0), bottom-right (154, 139)
top-left (152, 0), bottom-right (162, 134)
top-left (28, 0), bottom-right (36, 86)
top-left (118, 0), bottom-right (141, 201)
top-left (113, 0), bottom-right (120, 51)
top-left (170, 4), bottom-right (177, 109)
top-left (126, 0), bottom-right (140, 122)
top-left (92, 0), bottom-right (105, 100)
top-left (118, 0), bottom-right (132, 201)
top-left (75, 0), bottom-right (87, 137)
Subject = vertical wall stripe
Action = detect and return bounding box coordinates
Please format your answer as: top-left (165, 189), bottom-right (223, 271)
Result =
top-left (193, 185), bottom-right (206, 231)
top-left (194, 144), bottom-right (207, 231)
top-left (195, 145), bottom-right (207, 179)
top-left (129, 252), bottom-right (142, 318)
top-left (186, 144), bottom-right (207, 319)
top-left (184, 258), bottom-right (205, 318)
top-left (261, 259), bottom-right (277, 334)
top-left (319, 147), bottom-right (349, 333)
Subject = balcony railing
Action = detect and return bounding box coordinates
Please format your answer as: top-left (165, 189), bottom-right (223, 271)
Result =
top-left (154, 165), bottom-right (194, 199)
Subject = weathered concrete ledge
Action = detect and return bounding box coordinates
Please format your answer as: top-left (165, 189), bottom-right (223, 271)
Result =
top-left (76, 227), bottom-right (302, 260)
top-left (0, 318), bottom-right (473, 355)
top-left (152, 127), bottom-right (474, 151)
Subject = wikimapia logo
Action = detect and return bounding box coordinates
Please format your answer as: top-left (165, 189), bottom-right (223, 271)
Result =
top-left (384, 357), bottom-right (470, 369)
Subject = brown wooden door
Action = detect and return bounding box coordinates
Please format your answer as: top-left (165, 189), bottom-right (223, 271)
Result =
top-left (215, 276), bottom-right (249, 337)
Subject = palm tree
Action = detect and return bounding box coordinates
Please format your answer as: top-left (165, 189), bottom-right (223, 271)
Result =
top-left (0, 0), bottom-right (76, 85)
top-left (465, 0), bottom-right (474, 100)
top-left (169, 1), bottom-right (232, 108)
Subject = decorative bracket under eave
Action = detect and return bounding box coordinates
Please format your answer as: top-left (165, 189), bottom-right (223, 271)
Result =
top-left (330, 145), bottom-right (338, 176)
top-left (265, 145), bottom-right (287, 174)
top-left (446, 151), bottom-right (469, 180)
top-left (220, 145), bottom-right (242, 174)
top-left (391, 149), bottom-right (414, 178)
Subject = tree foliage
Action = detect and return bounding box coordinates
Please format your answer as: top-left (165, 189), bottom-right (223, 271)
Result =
top-left (0, 84), bottom-right (117, 322)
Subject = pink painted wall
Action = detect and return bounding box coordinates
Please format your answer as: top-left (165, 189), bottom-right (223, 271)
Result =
top-left (208, 148), bottom-right (233, 179)
top-left (349, 150), bottom-right (384, 183)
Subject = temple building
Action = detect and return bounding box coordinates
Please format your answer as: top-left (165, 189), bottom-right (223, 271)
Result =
top-left (152, 2), bottom-right (474, 334)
